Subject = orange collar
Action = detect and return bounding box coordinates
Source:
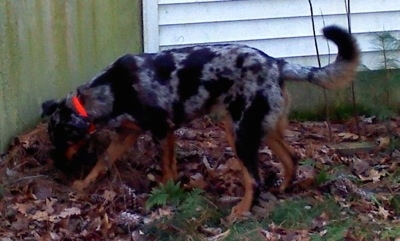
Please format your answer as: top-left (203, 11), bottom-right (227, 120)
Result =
top-left (72, 96), bottom-right (89, 117)
top-left (71, 96), bottom-right (96, 134)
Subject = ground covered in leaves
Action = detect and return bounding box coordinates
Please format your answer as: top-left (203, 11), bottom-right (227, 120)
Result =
top-left (1, 116), bottom-right (400, 240)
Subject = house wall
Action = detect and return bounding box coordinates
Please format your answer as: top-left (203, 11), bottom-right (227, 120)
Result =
top-left (143, 0), bottom-right (400, 118)
top-left (0, 0), bottom-right (143, 152)
top-left (143, 0), bottom-right (400, 70)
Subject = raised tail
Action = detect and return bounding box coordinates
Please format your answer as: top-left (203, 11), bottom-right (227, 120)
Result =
top-left (281, 25), bottom-right (359, 89)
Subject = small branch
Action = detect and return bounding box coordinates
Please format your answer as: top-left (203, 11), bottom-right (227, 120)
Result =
top-left (9, 175), bottom-right (48, 184)
top-left (308, 0), bottom-right (332, 141)
top-left (345, 0), bottom-right (361, 137)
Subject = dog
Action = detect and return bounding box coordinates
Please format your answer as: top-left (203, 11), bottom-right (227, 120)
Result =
top-left (42, 25), bottom-right (359, 220)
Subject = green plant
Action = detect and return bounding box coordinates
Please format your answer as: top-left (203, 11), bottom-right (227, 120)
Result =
top-left (269, 197), bottom-right (341, 229)
top-left (146, 181), bottom-right (186, 210)
top-left (315, 166), bottom-right (334, 186)
top-left (390, 169), bottom-right (400, 185)
top-left (0, 185), bottom-right (4, 201)
top-left (388, 136), bottom-right (400, 153)
top-left (380, 226), bottom-right (400, 240)
top-left (178, 188), bottom-right (208, 218)
top-left (299, 159), bottom-right (336, 185)
top-left (372, 32), bottom-right (400, 104)
top-left (227, 219), bottom-right (265, 240)
top-left (144, 181), bottom-right (221, 240)
top-left (310, 219), bottom-right (353, 241)
top-left (146, 181), bottom-right (210, 216)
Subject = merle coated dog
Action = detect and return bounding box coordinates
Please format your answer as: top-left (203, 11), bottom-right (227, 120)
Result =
top-left (42, 25), bottom-right (359, 220)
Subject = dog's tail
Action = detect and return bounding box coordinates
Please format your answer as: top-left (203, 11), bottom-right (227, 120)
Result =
top-left (281, 25), bottom-right (359, 89)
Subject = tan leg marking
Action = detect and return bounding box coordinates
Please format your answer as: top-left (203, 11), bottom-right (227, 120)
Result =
top-left (265, 115), bottom-right (296, 192)
top-left (73, 122), bottom-right (142, 191)
top-left (229, 161), bottom-right (257, 221)
top-left (160, 131), bottom-right (178, 183)
top-left (224, 115), bottom-right (257, 221)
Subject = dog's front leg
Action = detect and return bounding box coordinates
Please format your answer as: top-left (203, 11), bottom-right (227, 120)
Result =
top-left (73, 126), bottom-right (141, 191)
top-left (160, 131), bottom-right (178, 183)
top-left (223, 115), bottom-right (260, 222)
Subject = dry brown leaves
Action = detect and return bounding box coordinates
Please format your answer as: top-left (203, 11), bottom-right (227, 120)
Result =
top-left (1, 116), bottom-right (400, 240)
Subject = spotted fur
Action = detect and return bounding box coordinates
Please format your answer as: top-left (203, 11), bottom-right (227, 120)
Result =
top-left (42, 25), bottom-right (359, 220)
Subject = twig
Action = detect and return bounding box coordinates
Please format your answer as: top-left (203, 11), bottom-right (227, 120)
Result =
top-left (308, 0), bottom-right (332, 141)
top-left (9, 174), bottom-right (48, 183)
top-left (345, 0), bottom-right (361, 137)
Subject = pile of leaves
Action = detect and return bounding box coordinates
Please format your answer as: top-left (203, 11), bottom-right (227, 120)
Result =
top-left (1, 115), bottom-right (400, 240)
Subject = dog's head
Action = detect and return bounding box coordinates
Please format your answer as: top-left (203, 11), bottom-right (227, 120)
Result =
top-left (41, 98), bottom-right (95, 166)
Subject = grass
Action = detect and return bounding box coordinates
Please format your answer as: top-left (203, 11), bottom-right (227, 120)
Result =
top-left (140, 181), bottom-right (400, 241)
top-left (269, 196), bottom-right (341, 229)
top-left (310, 220), bottom-right (353, 241)
top-left (289, 69), bottom-right (400, 122)
top-left (289, 102), bottom-right (398, 122)
top-left (227, 219), bottom-right (265, 240)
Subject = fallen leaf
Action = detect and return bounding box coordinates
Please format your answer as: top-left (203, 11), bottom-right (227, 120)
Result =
top-left (187, 173), bottom-right (207, 189)
top-left (378, 206), bottom-right (390, 220)
top-left (45, 198), bottom-right (56, 214)
top-left (358, 169), bottom-right (387, 183)
top-left (13, 203), bottom-right (34, 216)
top-left (377, 136), bottom-right (390, 150)
top-left (101, 213), bottom-right (112, 235)
top-left (58, 207), bottom-right (81, 218)
top-left (103, 190), bottom-right (117, 203)
top-left (352, 158), bottom-right (370, 175)
top-left (31, 210), bottom-right (49, 221)
top-left (10, 218), bottom-right (29, 231)
top-left (338, 132), bottom-right (359, 141)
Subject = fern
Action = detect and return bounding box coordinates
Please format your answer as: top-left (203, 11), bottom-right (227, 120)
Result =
top-left (178, 189), bottom-right (205, 217)
top-left (146, 191), bottom-right (169, 209)
top-left (146, 181), bottom-right (207, 215)
top-left (146, 181), bottom-right (185, 210)
top-left (143, 185), bottom-right (219, 240)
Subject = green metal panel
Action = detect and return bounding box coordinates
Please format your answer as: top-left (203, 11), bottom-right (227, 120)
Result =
top-left (0, 0), bottom-right (142, 152)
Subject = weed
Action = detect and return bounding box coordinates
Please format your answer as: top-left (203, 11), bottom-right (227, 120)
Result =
top-left (381, 225), bottom-right (400, 239)
top-left (146, 181), bottom-right (186, 210)
top-left (390, 169), bottom-right (400, 185)
top-left (227, 219), bottom-right (264, 241)
top-left (269, 197), bottom-right (341, 229)
top-left (390, 194), bottom-right (400, 215)
top-left (144, 181), bottom-right (222, 240)
top-left (0, 185), bottom-right (4, 200)
top-left (388, 136), bottom-right (400, 152)
top-left (299, 159), bottom-right (342, 186)
top-left (315, 167), bottom-right (334, 186)
top-left (310, 219), bottom-right (353, 241)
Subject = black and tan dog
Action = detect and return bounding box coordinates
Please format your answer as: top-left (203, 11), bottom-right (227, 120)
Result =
top-left (42, 25), bottom-right (359, 219)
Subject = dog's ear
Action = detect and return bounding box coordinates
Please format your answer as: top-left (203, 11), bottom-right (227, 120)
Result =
top-left (41, 99), bottom-right (61, 117)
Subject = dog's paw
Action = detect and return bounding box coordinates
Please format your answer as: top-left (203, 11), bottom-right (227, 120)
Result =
top-left (225, 206), bottom-right (251, 225)
top-left (72, 180), bottom-right (88, 191)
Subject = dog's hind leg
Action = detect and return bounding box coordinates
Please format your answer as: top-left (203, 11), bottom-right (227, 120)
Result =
top-left (265, 115), bottom-right (297, 192)
top-left (160, 131), bottom-right (178, 183)
top-left (73, 122), bottom-right (142, 191)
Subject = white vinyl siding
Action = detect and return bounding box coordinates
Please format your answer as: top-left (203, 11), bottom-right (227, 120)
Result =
top-left (143, 0), bottom-right (400, 70)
